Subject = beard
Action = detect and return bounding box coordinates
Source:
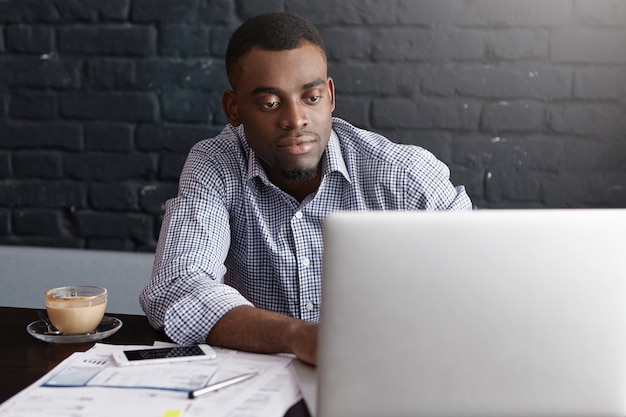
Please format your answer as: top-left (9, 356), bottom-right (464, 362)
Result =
top-left (279, 167), bottom-right (319, 182)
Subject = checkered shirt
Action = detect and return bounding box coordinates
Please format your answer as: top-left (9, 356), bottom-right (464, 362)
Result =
top-left (139, 117), bottom-right (472, 345)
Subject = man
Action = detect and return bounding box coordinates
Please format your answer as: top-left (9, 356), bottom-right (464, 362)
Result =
top-left (140, 12), bottom-right (472, 366)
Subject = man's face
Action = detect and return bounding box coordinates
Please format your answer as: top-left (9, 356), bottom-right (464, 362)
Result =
top-left (222, 42), bottom-right (335, 186)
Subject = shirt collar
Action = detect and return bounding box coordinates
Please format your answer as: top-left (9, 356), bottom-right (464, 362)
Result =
top-left (323, 129), bottom-right (351, 182)
top-left (240, 125), bottom-right (352, 185)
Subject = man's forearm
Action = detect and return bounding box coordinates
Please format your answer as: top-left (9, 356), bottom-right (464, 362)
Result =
top-left (206, 305), bottom-right (318, 365)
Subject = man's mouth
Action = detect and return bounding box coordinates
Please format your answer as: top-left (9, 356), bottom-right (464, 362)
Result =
top-left (277, 134), bottom-right (318, 155)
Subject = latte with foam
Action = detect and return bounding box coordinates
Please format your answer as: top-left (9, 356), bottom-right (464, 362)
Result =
top-left (45, 286), bottom-right (107, 334)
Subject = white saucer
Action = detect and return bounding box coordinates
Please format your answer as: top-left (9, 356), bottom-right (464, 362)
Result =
top-left (26, 316), bottom-right (123, 344)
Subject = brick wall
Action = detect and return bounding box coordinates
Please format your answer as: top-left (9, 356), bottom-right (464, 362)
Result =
top-left (1, 0), bottom-right (625, 251)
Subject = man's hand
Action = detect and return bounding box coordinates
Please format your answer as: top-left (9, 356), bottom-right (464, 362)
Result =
top-left (207, 305), bottom-right (319, 365)
top-left (286, 318), bottom-right (318, 365)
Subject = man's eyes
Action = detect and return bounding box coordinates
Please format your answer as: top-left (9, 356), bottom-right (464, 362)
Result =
top-left (261, 101), bottom-right (279, 109)
top-left (258, 94), bottom-right (323, 109)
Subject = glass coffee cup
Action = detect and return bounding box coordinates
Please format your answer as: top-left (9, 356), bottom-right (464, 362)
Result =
top-left (45, 286), bottom-right (107, 334)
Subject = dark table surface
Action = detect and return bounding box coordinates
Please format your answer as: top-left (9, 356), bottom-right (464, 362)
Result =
top-left (0, 306), bottom-right (310, 416)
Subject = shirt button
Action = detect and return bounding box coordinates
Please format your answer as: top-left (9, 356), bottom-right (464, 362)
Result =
top-left (302, 257), bottom-right (310, 267)
top-left (306, 302), bottom-right (314, 311)
top-left (295, 211), bottom-right (303, 219)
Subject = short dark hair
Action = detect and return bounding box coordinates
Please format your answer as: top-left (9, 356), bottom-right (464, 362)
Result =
top-left (225, 12), bottom-right (326, 87)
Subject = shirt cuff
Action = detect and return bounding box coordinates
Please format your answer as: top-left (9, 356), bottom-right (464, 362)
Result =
top-left (163, 286), bottom-right (254, 345)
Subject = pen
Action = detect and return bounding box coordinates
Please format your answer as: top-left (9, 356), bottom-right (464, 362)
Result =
top-left (188, 372), bottom-right (259, 399)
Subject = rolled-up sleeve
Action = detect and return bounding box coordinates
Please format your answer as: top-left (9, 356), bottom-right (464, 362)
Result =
top-left (139, 149), bottom-right (253, 345)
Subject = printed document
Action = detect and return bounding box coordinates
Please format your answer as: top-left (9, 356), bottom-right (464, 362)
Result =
top-left (0, 343), bottom-right (302, 417)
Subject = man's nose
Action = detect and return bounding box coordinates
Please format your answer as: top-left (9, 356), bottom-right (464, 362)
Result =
top-left (279, 101), bottom-right (309, 130)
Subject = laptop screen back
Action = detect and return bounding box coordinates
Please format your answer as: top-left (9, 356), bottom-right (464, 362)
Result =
top-left (318, 210), bottom-right (626, 417)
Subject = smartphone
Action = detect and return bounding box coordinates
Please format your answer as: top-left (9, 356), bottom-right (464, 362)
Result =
top-left (111, 344), bottom-right (217, 367)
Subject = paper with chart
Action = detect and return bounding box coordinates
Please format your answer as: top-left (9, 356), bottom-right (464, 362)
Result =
top-left (0, 343), bottom-right (302, 417)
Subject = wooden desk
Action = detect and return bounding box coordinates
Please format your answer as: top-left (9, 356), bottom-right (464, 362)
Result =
top-left (0, 307), bottom-right (310, 417)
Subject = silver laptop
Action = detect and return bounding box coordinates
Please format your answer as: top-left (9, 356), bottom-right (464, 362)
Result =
top-left (314, 209), bottom-right (626, 417)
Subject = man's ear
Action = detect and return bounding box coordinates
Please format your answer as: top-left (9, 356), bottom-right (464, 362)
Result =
top-left (328, 77), bottom-right (336, 112)
top-left (221, 90), bottom-right (241, 126)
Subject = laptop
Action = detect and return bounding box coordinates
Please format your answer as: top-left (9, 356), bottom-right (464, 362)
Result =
top-left (310, 209), bottom-right (626, 417)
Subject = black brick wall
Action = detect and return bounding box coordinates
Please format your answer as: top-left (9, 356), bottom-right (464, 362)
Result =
top-left (1, 0), bottom-right (625, 251)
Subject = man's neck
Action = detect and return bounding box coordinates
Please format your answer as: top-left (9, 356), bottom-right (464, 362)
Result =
top-left (270, 170), bottom-right (322, 203)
